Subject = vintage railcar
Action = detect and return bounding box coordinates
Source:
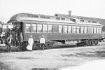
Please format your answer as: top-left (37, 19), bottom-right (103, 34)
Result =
top-left (8, 13), bottom-right (104, 49)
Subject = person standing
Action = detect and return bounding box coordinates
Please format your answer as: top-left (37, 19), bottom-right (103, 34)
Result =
top-left (27, 35), bottom-right (34, 51)
top-left (40, 35), bottom-right (46, 50)
top-left (6, 31), bottom-right (12, 52)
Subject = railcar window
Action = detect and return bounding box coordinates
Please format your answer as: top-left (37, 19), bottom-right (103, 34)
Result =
top-left (91, 27), bottom-right (94, 33)
top-left (80, 19), bottom-right (84, 22)
top-left (93, 27), bottom-right (97, 33)
top-left (48, 25), bottom-right (52, 32)
top-left (97, 27), bottom-right (101, 34)
top-left (87, 27), bottom-right (89, 33)
top-left (72, 26), bottom-right (76, 33)
top-left (56, 17), bottom-right (60, 20)
top-left (80, 27), bottom-right (85, 33)
top-left (37, 24), bottom-right (42, 32)
top-left (97, 28), bottom-right (99, 33)
top-left (32, 24), bottom-right (36, 32)
top-left (61, 18), bottom-right (65, 20)
top-left (25, 24), bottom-right (31, 33)
top-left (99, 28), bottom-right (102, 34)
top-left (43, 24), bottom-right (47, 32)
top-left (40, 15), bottom-right (50, 19)
top-left (70, 18), bottom-right (76, 22)
top-left (53, 25), bottom-right (59, 33)
top-left (0, 24), bottom-right (2, 27)
top-left (59, 25), bottom-right (62, 33)
top-left (96, 28), bottom-right (99, 33)
top-left (63, 26), bottom-right (68, 33)
top-left (87, 27), bottom-right (93, 33)
top-left (32, 15), bottom-right (39, 18)
top-left (68, 26), bottom-right (72, 33)
top-left (0, 24), bottom-right (2, 33)
top-left (84, 27), bottom-right (87, 33)
top-left (76, 26), bottom-right (80, 33)
top-left (3, 25), bottom-right (7, 29)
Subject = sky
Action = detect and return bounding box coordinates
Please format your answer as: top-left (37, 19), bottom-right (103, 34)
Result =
top-left (0, 0), bottom-right (105, 22)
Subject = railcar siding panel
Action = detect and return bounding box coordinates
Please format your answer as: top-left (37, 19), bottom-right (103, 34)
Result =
top-left (23, 33), bottom-right (103, 41)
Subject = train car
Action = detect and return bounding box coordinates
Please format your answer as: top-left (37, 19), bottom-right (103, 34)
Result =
top-left (7, 13), bottom-right (104, 49)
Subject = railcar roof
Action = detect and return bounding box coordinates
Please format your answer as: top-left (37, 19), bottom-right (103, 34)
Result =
top-left (8, 13), bottom-right (75, 24)
top-left (8, 13), bottom-right (103, 26)
top-left (55, 14), bottom-right (105, 25)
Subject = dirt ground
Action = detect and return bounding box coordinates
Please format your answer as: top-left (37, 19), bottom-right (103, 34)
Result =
top-left (0, 42), bottom-right (105, 70)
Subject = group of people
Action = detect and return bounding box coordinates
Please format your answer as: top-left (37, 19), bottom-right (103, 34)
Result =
top-left (0, 31), bottom-right (46, 51)
top-left (0, 23), bottom-right (46, 51)
top-left (27, 35), bottom-right (46, 51)
top-left (0, 23), bottom-right (23, 51)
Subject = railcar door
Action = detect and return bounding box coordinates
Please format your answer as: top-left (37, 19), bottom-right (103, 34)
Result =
top-left (11, 22), bottom-right (23, 46)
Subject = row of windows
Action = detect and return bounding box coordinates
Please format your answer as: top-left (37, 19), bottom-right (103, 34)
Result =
top-left (59, 25), bottom-right (102, 34)
top-left (25, 24), bottom-right (102, 34)
top-left (26, 24), bottom-right (52, 33)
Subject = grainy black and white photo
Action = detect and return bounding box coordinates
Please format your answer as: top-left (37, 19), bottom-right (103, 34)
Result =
top-left (0, 0), bottom-right (105, 70)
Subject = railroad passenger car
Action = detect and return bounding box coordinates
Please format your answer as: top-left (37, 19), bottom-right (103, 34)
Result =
top-left (8, 13), bottom-right (104, 49)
